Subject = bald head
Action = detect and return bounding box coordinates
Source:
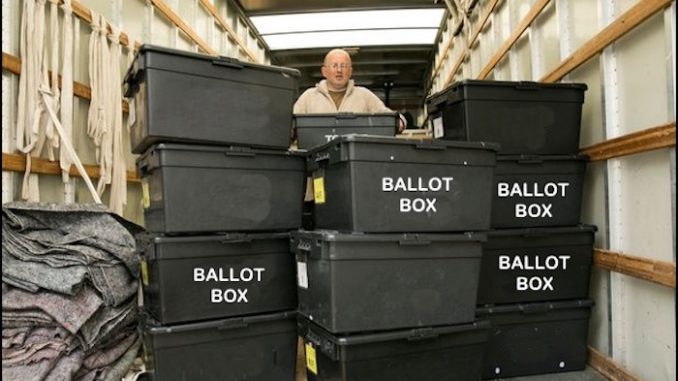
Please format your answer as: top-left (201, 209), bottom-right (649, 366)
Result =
top-left (321, 48), bottom-right (353, 91)
top-left (324, 49), bottom-right (352, 66)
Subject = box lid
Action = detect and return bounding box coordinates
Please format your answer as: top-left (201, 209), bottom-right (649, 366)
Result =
top-left (294, 112), bottom-right (399, 127)
top-left (136, 143), bottom-right (305, 174)
top-left (143, 310), bottom-right (296, 335)
top-left (299, 315), bottom-right (489, 348)
top-left (123, 44), bottom-right (299, 97)
top-left (146, 232), bottom-right (290, 245)
top-left (497, 154), bottom-right (588, 163)
top-left (484, 225), bottom-right (596, 249)
top-left (132, 44), bottom-right (299, 77)
top-left (426, 79), bottom-right (588, 107)
top-left (487, 224), bottom-right (597, 238)
top-left (308, 134), bottom-right (498, 167)
top-left (476, 299), bottom-right (595, 316)
top-left (138, 232), bottom-right (291, 260)
top-left (291, 230), bottom-right (485, 260)
top-left (494, 154), bottom-right (588, 175)
top-left (292, 230), bottom-right (485, 243)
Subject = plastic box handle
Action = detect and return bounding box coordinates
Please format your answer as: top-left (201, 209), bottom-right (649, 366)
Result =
top-left (398, 239), bottom-right (432, 246)
top-left (212, 56), bottom-right (244, 69)
top-left (136, 157), bottom-right (151, 176)
top-left (521, 230), bottom-right (551, 238)
top-left (407, 327), bottom-right (439, 341)
top-left (414, 143), bottom-right (446, 151)
top-left (224, 150), bottom-right (255, 158)
top-left (335, 113), bottom-right (358, 119)
top-left (520, 303), bottom-right (551, 314)
top-left (123, 66), bottom-right (144, 98)
top-left (515, 81), bottom-right (540, 90)
top-left (220, 234), bottom-right (252, 244)
top-left (516, 155), bottom-right (544, 164)
top-left (217, 319), bottom-right (248, 330)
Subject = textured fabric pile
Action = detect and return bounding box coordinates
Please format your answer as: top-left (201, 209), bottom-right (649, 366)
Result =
top-left (2, 202), bottom-right (142, 381)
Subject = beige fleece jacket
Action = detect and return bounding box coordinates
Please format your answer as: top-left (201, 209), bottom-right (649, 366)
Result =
top-left (293, 79), bottom-right (394, 114)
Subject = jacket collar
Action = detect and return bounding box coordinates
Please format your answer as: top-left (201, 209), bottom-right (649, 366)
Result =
top-left (317, 79), bottom-right (355, 97)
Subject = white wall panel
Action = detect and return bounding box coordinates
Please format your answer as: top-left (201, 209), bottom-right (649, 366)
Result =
top-left (572, 57), bottom-right (605, 146)
top-left (513, 34), bottom-right (532, 80)
top-left (618, 150), bottom-right (673, 261)
top-left (616, 13), bottom-right (670, 134)
top-left (121, 0), bottom-right (147, 45)
top-left (534, 0), bottom-right (560, 76)
top-left (151, 10), bottom-right (173, 47)
top-left (570, 0), bottom-right (600, 52)
top-left (621, 275), bottom-right (676, 381)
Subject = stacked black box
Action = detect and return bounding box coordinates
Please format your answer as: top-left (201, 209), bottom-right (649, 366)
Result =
top-left (124, 44), bottom-right (303, 381)
top-left (294, 134), bottom-right (498, 381)
top-left (427, 79), bottom-right (596, 379)
top-left (293, 113), bottom-right (401, 230)
top-left (294, 113), bottom-right (400, 150)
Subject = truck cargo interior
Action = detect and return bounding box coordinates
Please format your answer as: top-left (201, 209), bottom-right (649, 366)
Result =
top-left (1, 0), bottom-right (675, 380)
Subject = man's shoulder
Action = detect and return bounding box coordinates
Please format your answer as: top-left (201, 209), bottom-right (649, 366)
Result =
top-left (351, 85), bottom-right (379, 97)
top-left (299, 86), bottom-right (320, 96)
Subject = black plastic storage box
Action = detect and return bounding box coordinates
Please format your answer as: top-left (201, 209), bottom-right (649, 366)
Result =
top-left (426, 80), bottom-right (587, 155)
top-left (308, 135), bottom-right (498, 232)
top-left (138, 233), bottom-right (296, 324)
top-left (137, 143), bottom-right (306, 234)
top-left (124, 44), bottom-right (300, 153)
top-left (294, 113), bottom-right (398, 150)
top-left (292, 230), bottom-right (484, 333)
top-left (298, 316), bottom-right (489, 381)
top-left (476, 299), bottom-right (594, 379)
top-left (477, 225), bottom-right (596, 305)
top-left (492, 155), bottom-right (587, 228)
top-left (142, 310), bottom-right (297, 381)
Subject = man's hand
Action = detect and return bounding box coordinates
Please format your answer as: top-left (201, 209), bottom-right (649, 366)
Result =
top-left (397, 114), bottom-right (407, 133)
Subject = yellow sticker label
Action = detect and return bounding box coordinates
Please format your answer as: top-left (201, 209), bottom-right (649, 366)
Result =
top-left (305, 343), bottom-right (318, 375)
top-left (140, 259), bottom-right (149, 286)
top-left (141, 180), bottom-right (150, 209)
top-left (313, 177), bottom-right (325, 205)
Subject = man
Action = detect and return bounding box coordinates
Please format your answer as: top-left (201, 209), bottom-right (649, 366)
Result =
top-left (294, 48), bottom-right (406, 131)
top-left (294, 49), bottom-right (406, 226)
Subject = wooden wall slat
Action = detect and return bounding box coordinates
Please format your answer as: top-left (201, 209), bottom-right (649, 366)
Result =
top-left (580, 123), bottom-right (676, 161)
top-left (67, 0), bottom-right (141, 50)
top-left (2, 52), bottom-right (128, 113)
top-left (477, 0), bottom-right (550, 79)
top-left (431, 35), bottom-right (455, 82)
top-left (467, 0), bottom-right (500, 50)
top-left (3, 153), bottom-right (140, 183)
top-left (593, 249), bottom-right (676, 288)
top-left (150, 0), bottom-right (216, 55)
top-left (197, 0), bottom-right (257, 62)
top-left (587, 346), bottom-right (644, 381)
top-left (439, 0), bottom-right (501, 89)
top-left (541, 0), bottom-right (673, 83)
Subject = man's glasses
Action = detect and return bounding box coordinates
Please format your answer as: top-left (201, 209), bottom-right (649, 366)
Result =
top-left (326, 63), bottom-right (351, 70)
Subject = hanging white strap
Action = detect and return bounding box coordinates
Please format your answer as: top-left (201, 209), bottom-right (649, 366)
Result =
top-left (13, 0), bottom-right (100, 204)
top-left (39, 85), bottom-right (102, 204)
top-left (87, 13), bottom-right (114, 196)
top-left (87, 13), bottom-right (102, 164)
top-left (43, 0), bottom-right (61, 161)
top-left (15, 0), bottom-right (33, 155)
top-left (20, 0), bottom-right (48, 201)
top-left (97, 14), bottom-right (114, 196)
top-left (60, 0), bottom-right (74, 183)
top-left (108, 25), bottom-right (127, 215)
